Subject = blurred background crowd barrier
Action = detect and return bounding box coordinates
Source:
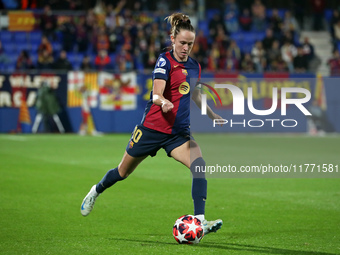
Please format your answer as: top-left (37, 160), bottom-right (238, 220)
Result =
top-left (0, 71), bottom-right (339, 134)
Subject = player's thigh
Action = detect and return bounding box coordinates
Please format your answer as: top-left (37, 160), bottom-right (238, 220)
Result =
top-left (170, 140), bottom-right (202, 168)
top-left (118, 151), bottom-right (147, 178)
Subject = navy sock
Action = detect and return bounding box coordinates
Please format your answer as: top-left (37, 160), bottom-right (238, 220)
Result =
top-left (96, 167), bottom-right (125, 194)
top-left (190, 157), bottom-right (207, 215)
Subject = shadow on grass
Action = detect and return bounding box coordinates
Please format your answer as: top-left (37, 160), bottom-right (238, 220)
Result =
top-left (110, 237), bottom-right (337, 255)
top-left (199, 242), bottom-right (337, 255)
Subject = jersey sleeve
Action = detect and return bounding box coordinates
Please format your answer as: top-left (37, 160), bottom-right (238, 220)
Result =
top-left (152, 55), bottom-right (171, 81)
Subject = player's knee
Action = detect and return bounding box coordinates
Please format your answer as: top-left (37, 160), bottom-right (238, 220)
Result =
top-left (190, 157), bottom-right (206, 179)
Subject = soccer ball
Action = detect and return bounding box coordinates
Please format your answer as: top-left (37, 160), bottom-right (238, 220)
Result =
top-left (172, 215), bottom-right (204, 244)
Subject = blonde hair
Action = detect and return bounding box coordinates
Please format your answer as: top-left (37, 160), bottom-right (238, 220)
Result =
top-left (165, 13), bottom-right (195, 38)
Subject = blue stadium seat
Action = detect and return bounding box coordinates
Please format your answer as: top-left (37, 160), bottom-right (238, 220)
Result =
top-left (241, 32), bottom-right (265, 43)
top-left (279, 9), bottom-right (287, 18)
top-left (13, 32), bottom-right (28, 43)
top-left (266, 8), bottom-right (286, 19)
top-left (30, 54), bottom-right (38, 65)
top-left (109, 53), bottom-right (116, 62)
top-left (206, 9), bottom-right (221, 21)
top-left (89, 53), bottom-right (96, 63)
top-left (230, 32), bottom-right (244, 42)
top-left (55, 31), bottom-right (63, 42)
top-left (7, 53), bottom-right (18, 64)
top-left (3, 42), bottom-right (16, 54)
top-left (51, 42), bottom-right (62, 52)
top-left (86, 44), bottom-right (95, 55)
top-left (72, 62), bottom-right (81, 70)
top-left (16, 43), bottom-right (32, 53)
top-left (325, 9), bottom-right (334, 30)
top-left (68, 52), bottom-right (83, 63)
top-left (255, 32), bottom-right (266, 41)
top-left (243, 32), bottom-right (257, 42)
top-left (28, 31), bottom-right (42, 44)
top-left (324, 9), bottom-right (333, 24)
top-left (198, 21), bottom-right (209, 36)
top-left (135, 59), bottom-right (144, 72)
top-left (238, 40), bottom-right (253, 53)
top-left (30, 42), bottom-right (40, 53)
top-left (0, 31), bottom-right (12, 43)
top-left (6, 64), bottom-right (15, 72)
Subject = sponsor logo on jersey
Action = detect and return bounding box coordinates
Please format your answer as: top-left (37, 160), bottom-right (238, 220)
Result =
top-left (179, 82), bottom-right (190, 95)
top-left (157, 57), bottom-right (166, 67)
top-left (174, 65), bottom-right (179, 68)
top-left (154, 68), bottom-right (166, 74)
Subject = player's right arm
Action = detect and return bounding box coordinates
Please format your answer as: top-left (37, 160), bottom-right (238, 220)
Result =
top-left (152, 79), bottom-right (174, 113)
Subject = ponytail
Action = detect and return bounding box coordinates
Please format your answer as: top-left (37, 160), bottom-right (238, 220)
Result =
top-left (165, 13), bottom-right (195, 38)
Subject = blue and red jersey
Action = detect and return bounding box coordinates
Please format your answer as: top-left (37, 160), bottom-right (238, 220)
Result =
top-left (141, 51), bottom-right (201, 134)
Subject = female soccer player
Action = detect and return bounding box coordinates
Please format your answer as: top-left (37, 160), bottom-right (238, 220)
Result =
top-left (81, 13), bottom-right (223, 236)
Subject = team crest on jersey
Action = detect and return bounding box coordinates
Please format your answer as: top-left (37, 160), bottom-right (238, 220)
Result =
top-left (157, 57), bottom-right (166, 67)
top-left (179, 82), bottom-right (190, 95)
top-left (182, 69), bottom-right (188, 76)
top-left (129, 140), bottom-right (134, 149)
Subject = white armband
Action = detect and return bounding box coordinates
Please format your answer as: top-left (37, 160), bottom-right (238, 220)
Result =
top-left (153, 94), bottom-right (160, 102)
top-left (153, 94), bottom-right (167, 107)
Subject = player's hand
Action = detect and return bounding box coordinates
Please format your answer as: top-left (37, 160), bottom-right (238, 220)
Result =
top-left (161, 100), bottom-right (174, 113)
top-left (209, 112), bottom-right (224, 127)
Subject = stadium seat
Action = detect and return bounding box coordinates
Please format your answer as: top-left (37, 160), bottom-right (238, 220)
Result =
top-left (3, 42), bottom-right (16, 54)
top-left (206, 9), bottom-right (221, 22)
top-left (16, 43), bottom-right (32, 53)
top-left (30, 42), bottom-right (40, 53)
top-left (109, 53), bottom-right (116, 61)
top-left (86, 44), bottom-right (95, 55)
top-left (325, 9), bottom-right (333, 30)
top-left (6, 65), bottom-right (15, 72)
top-left (55, 31), bottom-right (63, 42)
top-left (324, 9), bottom-right (333, 24)
top-left (30, 54), bottom-right (38, 65)
top-left (68, 52), bottom-right (83, 65)
top-left (13, 32), bottom-right (28, 43)
top-left (230, 32), bottom-right (244, 42)
top-left (0, 31), bottom-right (13, 43)
top-left (198, 21), bottom-right (209, 36)
top-left (51, 42), bottom-right (62, 53)
top-left (266, 8), bottom-right (286, 19)
top-left (28, 31), bottom-right (42, 44)
top-left (72, 62), bottom-right (81, 70)
top-left (7, 53), bottom-right (18, 66)
top-left (238, 39), bottom-right (253, 53)
top-left (255, 32), bottom-right (266, 41)
top-left (243, 32), bottom-right (257, 42)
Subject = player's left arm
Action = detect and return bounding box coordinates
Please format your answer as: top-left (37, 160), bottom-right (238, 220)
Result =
top-left (192, 84), bottom-right (223, 121)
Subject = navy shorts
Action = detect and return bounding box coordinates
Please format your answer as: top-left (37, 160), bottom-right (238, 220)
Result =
top-left (126, 124), bottom-right (191, 157)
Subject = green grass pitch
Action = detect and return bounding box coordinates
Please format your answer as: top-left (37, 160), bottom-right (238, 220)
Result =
top-left (0, 134), bottom-right (339, 255)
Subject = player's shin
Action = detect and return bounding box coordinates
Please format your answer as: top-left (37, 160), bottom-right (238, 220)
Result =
top-left (190, 157), bottom-right (207, 220)
top-left (96, 167), bottom-right (125, 193)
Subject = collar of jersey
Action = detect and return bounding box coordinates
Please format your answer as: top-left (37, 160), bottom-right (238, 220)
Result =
top-left (170, 50), bottom-right (188, 64)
